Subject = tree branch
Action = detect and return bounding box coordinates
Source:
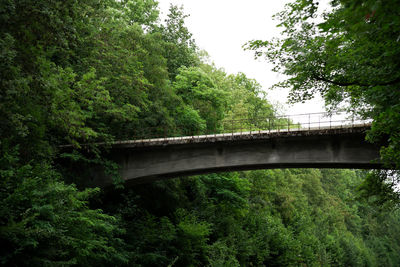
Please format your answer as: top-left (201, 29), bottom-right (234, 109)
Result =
top-left (313, 74), bottom-right (400, 87)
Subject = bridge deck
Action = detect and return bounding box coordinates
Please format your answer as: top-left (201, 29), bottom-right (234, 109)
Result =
top-left (72, 123), bottom-right (381, 187)
top-left (112, 123), bottom-right (371, 148)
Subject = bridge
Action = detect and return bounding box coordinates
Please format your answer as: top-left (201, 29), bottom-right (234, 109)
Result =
top-left (83, 112), bottom-right (383, 187)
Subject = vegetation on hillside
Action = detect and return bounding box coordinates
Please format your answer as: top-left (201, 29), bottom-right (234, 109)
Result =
top-left (247, 0), bottom-right (400, 206)
top-left (1, 0), bottom-right (399, 265)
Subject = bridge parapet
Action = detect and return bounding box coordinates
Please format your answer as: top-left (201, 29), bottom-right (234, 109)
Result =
top-left (114, 112), bottom-right (371, 149)
top-left (60, 112), bottom-right (371, 149)
top-left (124, 111), bottom-right (371, 144)
top-left (103, 125), bottom-right (379, 187)
top-left (114, 124), bottom-right (372, 148)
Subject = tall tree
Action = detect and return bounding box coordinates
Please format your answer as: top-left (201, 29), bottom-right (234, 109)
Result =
top-left (246, 0), bottom-right (400, 203)
top-left (158, 5), bottom-right (200, 80)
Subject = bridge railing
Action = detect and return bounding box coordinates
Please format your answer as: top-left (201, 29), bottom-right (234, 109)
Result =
top-left (131, 112), bottom-right (372, 141)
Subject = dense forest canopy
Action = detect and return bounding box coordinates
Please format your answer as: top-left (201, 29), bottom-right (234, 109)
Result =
top-left (0, 0), bottom-right (399, 265)
top-left (246, 0), bottom-right (400, 204)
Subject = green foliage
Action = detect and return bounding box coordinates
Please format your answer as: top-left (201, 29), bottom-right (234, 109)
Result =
top-left (0, 0), bottom-right (192, 264)
top-left (2, 0), bottom-right (400, 265)
top-left (246, 0), bottom-right (400, 203)
top-left (157, 4), bottom-right (200, 80)
top-left (173, 105), bottom-right (206, 136)
top-left (106, 168), bottom-right (400, 266)
top-left (120, 0), bottom-right (160, 27)
top-left (0, 148), bottom-right (128, 265)
top-left (173, 66), bottom-right (228, 132)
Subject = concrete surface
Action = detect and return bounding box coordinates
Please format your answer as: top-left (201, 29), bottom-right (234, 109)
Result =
top-left (87, 125), bottom-right (382, 187)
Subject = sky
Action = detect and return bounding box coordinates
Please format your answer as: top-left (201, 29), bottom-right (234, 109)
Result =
top-left (157, 0), bottom-right (325, 115)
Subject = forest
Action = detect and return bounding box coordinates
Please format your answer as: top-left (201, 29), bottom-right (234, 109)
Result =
top-left (1, 0), bottom-right (400, 266)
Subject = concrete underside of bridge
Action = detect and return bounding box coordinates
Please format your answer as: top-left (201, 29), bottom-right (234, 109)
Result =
top-left (88, 126), bottom-right (382, 187)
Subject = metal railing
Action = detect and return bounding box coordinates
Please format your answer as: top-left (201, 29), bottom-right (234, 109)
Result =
top-left (129, 112), bottom-right (372, 142)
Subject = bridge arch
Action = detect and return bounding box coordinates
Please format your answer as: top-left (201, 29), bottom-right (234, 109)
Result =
top-left (88, 125), bottom-right (381, 187)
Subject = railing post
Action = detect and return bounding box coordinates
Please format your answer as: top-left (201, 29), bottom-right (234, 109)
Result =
top-left (269, 117), bottom-right (271, 133)
top-left (288, 115), bottom-right (290, 132)
top-left (319, 115), bottom-right (321, 129)
top-left (298, 115), bottom-right (300, 131)
top-left (308, 114), bottom-right (310, 131)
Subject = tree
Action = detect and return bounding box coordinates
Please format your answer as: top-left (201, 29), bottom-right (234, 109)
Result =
top-left (158, 5), bottom-right (200, 80)
top-left (173, 66), bottom-right (227, 133)
top-left (246, 0), bottom-right (400, 204)
top-left (0, 149), bottom-right (128, 265)
top-left (3, 0), bottom-right (400, 265)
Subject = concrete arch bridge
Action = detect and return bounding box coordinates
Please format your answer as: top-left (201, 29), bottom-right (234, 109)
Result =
top-left (84, 112), bottom-right (382, 187)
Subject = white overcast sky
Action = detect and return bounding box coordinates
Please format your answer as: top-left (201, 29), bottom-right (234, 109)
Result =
top-left (157, 0), bottom-right (325, 115)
